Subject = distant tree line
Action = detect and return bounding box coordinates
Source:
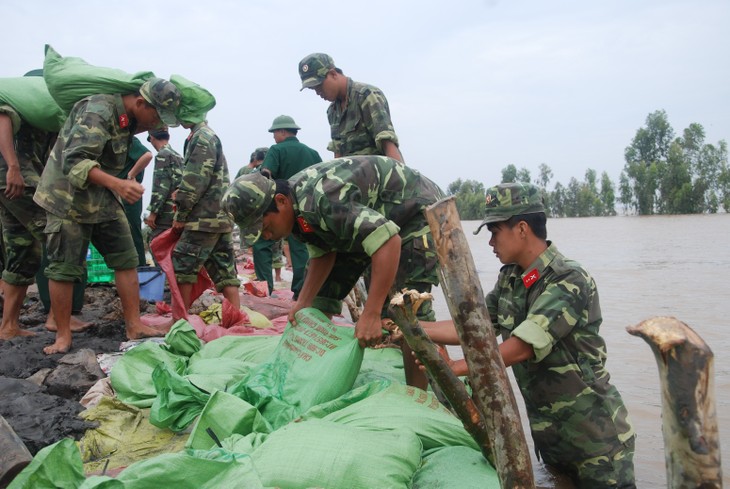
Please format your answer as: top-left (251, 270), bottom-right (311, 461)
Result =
top-left (448, 110), bottom-right (730, 219)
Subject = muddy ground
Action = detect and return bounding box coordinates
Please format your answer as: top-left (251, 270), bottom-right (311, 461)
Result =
top-left (0, 284), bottom-right (158, 455)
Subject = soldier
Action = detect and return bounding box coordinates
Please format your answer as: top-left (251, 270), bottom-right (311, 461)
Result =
top-left (235, 147), bottom-right (268, 178)
top-left (257, 114), bottom-right (322, 299)
top-left (298, 53), bottom-right (403, 162)
top-left (144, 127), bottom-right (183, 241)
top-left (170, 82), bottom-right (241, 320)
top-left (33, 77), bottom-right (180, 354)
top-left (222, 155), bottom-right (442, 384)
top-left (417, 182), bottom-right (636, 488)
top-left (0, 76), bottom-right (90, 341)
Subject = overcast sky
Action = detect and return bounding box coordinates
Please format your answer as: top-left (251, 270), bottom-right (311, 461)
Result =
top-left (5, 0), bottom-right (729, 208)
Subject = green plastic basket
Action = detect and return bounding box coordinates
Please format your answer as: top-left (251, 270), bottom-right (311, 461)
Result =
top-left (87, 244), bottom-right (114, 283)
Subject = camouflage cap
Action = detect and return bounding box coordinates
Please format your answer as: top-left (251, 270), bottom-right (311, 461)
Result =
top-left (298, 53), bottom-right (335, 90)
top-left (221, 172), bottom-right (277, 241)
top-left (473, 182), bottom-right (545, 235)
top-left (268, 114), bottom-right (301, 132)
top-left (139, 78), bottom-right (181, 127)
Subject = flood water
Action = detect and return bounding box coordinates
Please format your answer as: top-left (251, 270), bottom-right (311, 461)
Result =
top-left (430, 214), bottom-right (729, 488)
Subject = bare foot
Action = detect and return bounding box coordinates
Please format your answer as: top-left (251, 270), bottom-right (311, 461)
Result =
top-left (125, 323), bottom-right (166, 340)
top-left (46, 316), bottom-right (93, 332)
top-left (0, 328), bottom-right (37, 340)
top-left (44, 337), bottom-right (72, 355)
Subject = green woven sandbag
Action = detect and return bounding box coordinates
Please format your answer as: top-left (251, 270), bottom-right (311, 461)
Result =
top-left (169, 74), bottom-right (215, 124)
top-left (411, 446), bottom-right (500, 489)
top-left (8, 438), bottom-right (85, 489)
top-left (252, 419), bottom-right (422, 489)
top-left (308, 382), bottom-right (480, 451)
top-left (186, 390), bottom-right (272, 450)
top-left (43, 44), bottom-right (154, 113)
top-left (229, 308), bottom-right (364, 429)
top-left (0, 76), bottom-right (66, 132)
top-left (110, 341), bottom-right (188, 408)
top-left (189, 334), bottom-right (279, 365)
top-left (82, 448), bottom-right (264, 489)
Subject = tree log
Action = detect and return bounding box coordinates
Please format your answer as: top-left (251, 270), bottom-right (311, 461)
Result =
top-left (389, 290), bottom-right (494, 465)
top-left (424, 197), bottom-right (535, 489)
top-left (627, 316), bottom-right (722, 488)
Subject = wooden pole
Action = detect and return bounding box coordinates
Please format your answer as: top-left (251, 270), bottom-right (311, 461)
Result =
top-left (424, 197), bottom-right (535, 489)
top-left (627, 316), bottom-right (723, 488)
top-left (389, 290), bottom-right (494, 465)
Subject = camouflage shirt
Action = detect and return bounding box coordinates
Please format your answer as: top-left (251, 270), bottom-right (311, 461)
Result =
top-left (0, 104), bottom-right (55, 189)
top-left (260, 136), bottom-right (322, 180)
top-left (34, 94), bottom-right (132, 223)
top-left (174, 122), bottom-right (233, 232)
top-left (289, 155), bottom-right (443, 258)
top-left (485, 243), bottom-right (634, 464)
top-left (326, 78), bottom-right (399, 157)
top-left (147, 143), bottom-right (183, 227)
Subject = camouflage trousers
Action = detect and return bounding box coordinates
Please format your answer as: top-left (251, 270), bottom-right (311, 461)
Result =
top-left (44, 208), bottom-right (138, 283)
top-left (172, 229), bottom-right (240, 290)
top-left (0, 188), bottom-right (45, 285)
top-left (543, 435), bottom-right (636, 489)
top-left (312, 232), bottom-right (439, 320)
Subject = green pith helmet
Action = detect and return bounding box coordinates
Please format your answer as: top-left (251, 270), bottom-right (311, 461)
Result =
top-left (298, 52), bottom-right (335, 90)
top-left (473, 182), bottom-right (545, 235)
top-left (268, 115), bottom-right (301, 132)
top-left (222, 172), bottom-right (276, 242)
top-left (139, 78), bottom-right (181, 127)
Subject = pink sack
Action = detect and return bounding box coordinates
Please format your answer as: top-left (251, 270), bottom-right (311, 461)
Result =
top-left (150, 228), bottom-right (216, 320)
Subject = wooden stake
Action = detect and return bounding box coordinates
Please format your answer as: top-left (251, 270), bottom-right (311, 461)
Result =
top-left (424, 197), bottom-right (535, 489)
top-left (627, 316), bottom-right (722, 488)
top-left (389, 290), bottom-right (494, 465)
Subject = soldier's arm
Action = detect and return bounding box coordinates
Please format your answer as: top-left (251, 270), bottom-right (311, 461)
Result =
top-left (360, 89), bottom-right (400, 160)
top-left (355, 234), bottom-right (401, 347)
top-left (0, 113), bottom-right (24, 197)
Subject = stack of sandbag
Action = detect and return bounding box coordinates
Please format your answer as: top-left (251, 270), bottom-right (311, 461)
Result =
top-left (9, 308), bottom-right (501, 488)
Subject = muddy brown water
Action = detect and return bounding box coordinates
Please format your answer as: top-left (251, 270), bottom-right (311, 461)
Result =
top-left (434, 215), bottom-right (730, 488)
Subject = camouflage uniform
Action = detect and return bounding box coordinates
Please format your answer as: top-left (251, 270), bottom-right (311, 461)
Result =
top-left (289, 155), bottom-right (441, 318)
top-left (33, 94), bottom-right (140, 281)
top-left (259, 135), bottom-right (322, 297)
top-left (481, 183), bottom-right (635, 488)
top-left (147, 142), bottom-right (183, 240)
top-left (0, 104), bottom-right (54, 285)
top-left (173, 122), bottom-right (239, 289)
top-left (298, 53), bottom-right (399, 157)
top-left (327, 78), bottom-right (399, 157)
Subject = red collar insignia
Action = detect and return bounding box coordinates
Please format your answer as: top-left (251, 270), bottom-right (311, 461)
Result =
top-left (119, 114), bottom-right (129, 128)
top-left (297, 216), bottom-right (314, 233)
top-left (522, 268), bottom-right (540, 288)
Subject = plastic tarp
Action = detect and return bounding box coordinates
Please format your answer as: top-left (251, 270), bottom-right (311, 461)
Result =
top-left (78, 397), bottom-right (188, 474)
top-left (0, 76), bottom-right (66, 132)
top-left (43, 45), bottom-right (154, 113)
